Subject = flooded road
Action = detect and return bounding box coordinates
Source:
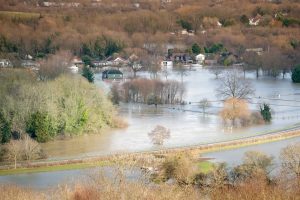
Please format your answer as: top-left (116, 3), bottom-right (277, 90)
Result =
top-left (41, 67), bottom-right (300, 159)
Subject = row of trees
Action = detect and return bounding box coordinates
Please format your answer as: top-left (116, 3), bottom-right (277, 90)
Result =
top-left (0, 0), bottom-right (299, 64)
top-left (113, 78), bottom-right (185, 105)
top-left (0, 69), bottom-right (122, 143)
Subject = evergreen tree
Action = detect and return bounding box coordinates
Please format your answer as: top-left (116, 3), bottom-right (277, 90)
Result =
top-left (291, 64), bottom-right (300, 83)
top-left (0, 112), bottom-right (11, 143)
top-left (260, 104), bottom-right (272, 122)
top-left (192, 43), bottom-right (201, 54)
top-left (82, 66), bottom-right (94, 83)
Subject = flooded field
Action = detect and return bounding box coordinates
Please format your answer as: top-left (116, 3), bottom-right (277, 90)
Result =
top-left (0, 166), bottom-right (144, 189)
top-left (203, 136), bottom-right (300, 167)
top-left (41, 67), bottom-right (300, 159)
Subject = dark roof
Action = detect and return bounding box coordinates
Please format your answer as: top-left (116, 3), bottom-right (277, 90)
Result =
top-left (103, 69), bottom-right (123, 75)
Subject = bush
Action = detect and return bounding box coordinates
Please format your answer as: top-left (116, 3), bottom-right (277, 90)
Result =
top-left (191, 43), bottom-right (201, 54)
top-left (240, 15), bottom-right (249, 25)
top-left (291, 64), bottom-right (300, 83)
top-left (26, 111), bottom-right (57, 142)
top-left (82, 66), bottom-right (94, 83)
top-left (260, 104), bottom-right (272, 122)
top-left (0, 112), bottom-right (11, 143)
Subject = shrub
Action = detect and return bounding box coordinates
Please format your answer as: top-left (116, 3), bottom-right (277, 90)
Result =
top-left (291, 64), bottom-right (300, 83)
top-left (0, 112), bottom-right (11, 143)
top-left (191, 43), bottom-right (201, 54)
top-left (240, 15), bottom-right (249, 25)
top-left (26, 111), bottom-right (57, 142)
top-left (82, 66), bottom-right (94, 83)
top-left (260, 103), bottom-right (272, 122)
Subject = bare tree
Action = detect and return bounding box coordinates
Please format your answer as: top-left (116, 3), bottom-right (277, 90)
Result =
top-left (280, 142), bottom-right (300, 180)
top-left (220, 97), bottom-right (250, 127)
top-left (5, 140), bottom-right (23, 169)
top-left (22, 134), bottom-right (42, 161)
top-left (148, 125), bottom-right (170, 145)
top-left (209, 66), bottom-right (223, 79)
top-left (199, 98), bottom-right (211, 115)
top-left (38, 50), bottom-right (73, 81)
top-left (216, 69), bottom-right (255, 99)
top-left (161, 68), bottom-right (170, 80)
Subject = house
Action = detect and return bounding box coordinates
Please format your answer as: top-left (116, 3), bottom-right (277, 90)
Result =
top-left (68, 65), bottom-right (79, 73)
top-left (249, 15), bottom-right (262, 26)
top-left (204, 54), bottom-right (218, 65)
top-left (161, 60), bottom-right (173, 69)
top-left (172, 53), bottom-right (193, 64)
top-left (128, 54), bottom-right (139, 62)
top-left (113, 57), bottom-right (127, 66)
top-left (0, 59), bottom-right (13, 68)
top-left (21, 60), bottom-right (40, 69)
top-left (181, 29), bottom-right (195, 36)
top-left (246, 48), bottom-right (263, 55)
top-left (102, 69), bottom-right (123, 80)
top-left (72, 57), bottom-right (84, 67)
top-left (195, 54), bottom-right (205, 64)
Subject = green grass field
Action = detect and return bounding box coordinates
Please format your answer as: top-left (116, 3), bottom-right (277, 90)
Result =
top-left (0, 11), bottom-right (40, 20)
top-left (198, 161), bottom-right (214, 173)
top-left (0, 161), bottom-right (110, 176)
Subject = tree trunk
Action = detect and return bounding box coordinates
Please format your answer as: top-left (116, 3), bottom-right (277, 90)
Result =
top-left (14, 155), bottom-right (17, 169)
top-left (256, 68), bottom-right (259, 79)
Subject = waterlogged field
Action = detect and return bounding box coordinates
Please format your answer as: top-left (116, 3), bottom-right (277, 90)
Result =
top-left (41, 68), bottom-right (300, 159)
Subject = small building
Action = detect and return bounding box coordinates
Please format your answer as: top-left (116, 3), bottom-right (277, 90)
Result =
top-left (195, 54), bottom-right (205, 64)
top-left (21, 60), bottom-right (40, 69)
top-left (161, 60), bottom-right (173, 69)
top-left (246, 48), bottom-right (263, 55)
top-left (249, 15), bottom-right (262, 26)
top-left (113, 57), bottom-right (127, 66)
top-left (68, 65), bottom-right (79, 73)
top-left (72, 57), bottom-right (84, 67)
top-left (0, 59), bottom-right (13, 68)
top-left (102, 69), bottom-right (123, 80)
top-left (172, 53), bottom-right (193, 64)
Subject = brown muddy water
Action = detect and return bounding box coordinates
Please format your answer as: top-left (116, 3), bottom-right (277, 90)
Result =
top-left (41, 68), bottom-right (300, 160)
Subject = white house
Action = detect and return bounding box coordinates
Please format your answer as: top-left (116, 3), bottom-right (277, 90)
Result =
top-left (113, 57), bottom-right (127, 66)
top-left (249, 15), bottom-right (262, 26)
top-left (68, 65), bottom-right (79, 73)
top-left (0, 59), bottom-right (13, 68)
top-left (195, 54), bottom-right (205, 64)
top-left (161, 60), bottom-right (173, 69)
top-left (246, 48), bottom-right (263, 55)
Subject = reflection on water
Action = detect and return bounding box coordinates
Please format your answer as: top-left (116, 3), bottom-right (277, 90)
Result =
top-left (0, 166), bottom-right (143, 189)
top-left (41, 68), bottom-right (300, 159)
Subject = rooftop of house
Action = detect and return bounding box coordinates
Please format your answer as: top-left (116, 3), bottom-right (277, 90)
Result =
top-left (103, 69), bottom-right (123, 75)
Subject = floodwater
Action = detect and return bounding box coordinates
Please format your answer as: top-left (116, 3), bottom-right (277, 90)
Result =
top-left (2, 67), bottom-right (300, 188)
top-left (203, 136), bottom-right (300, 168)
top-left (0, 166), bottom-right (144, 189)
top-left (41, 67), bottom-right (300, 160)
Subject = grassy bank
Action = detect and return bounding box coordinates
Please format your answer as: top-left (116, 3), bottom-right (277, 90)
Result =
top-left (0, 161), bottom-right (110, 176)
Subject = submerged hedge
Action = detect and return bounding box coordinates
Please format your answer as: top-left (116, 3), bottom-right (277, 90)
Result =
top-left (0, 69), bottom-right (123, 143)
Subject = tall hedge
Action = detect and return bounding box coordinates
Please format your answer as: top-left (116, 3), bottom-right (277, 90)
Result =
top-left (291, 64), bottom-right (300, 83)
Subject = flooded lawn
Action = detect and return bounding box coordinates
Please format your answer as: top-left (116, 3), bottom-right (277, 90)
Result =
top-left (41, 67), bottom-right (300, 160)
